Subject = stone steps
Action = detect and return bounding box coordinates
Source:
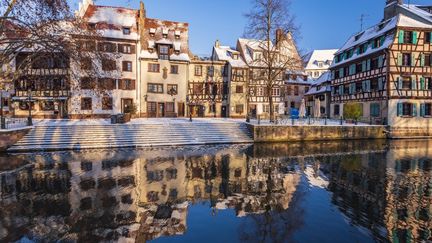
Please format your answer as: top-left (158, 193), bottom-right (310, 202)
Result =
top-left (8, 122), bottom-right (253, 152)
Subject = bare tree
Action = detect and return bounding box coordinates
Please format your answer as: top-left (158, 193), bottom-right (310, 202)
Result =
top-left (244, 0), bottom-right (302, 122)
top-left (0, 0), bottom-right (109, 109)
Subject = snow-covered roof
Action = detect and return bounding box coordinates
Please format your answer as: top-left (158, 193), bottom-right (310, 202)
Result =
top-left (305, 71), bottom-right (331, 96)
top-left (213, 45), bottom-right (247, 68)
top-left (304, 49), bottom-right (338, 70)
top-left (82, 4), bottom-right (139, 40)
top-left (332, 4), bottom-right (432, 68)
top-left (170, 53), bottom-right (190, 62)
top-left (237, 38), bottom-right (275, 66)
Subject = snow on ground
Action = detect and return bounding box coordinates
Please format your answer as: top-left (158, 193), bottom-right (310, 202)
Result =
top-left (30, 117), bottom-right (377, 127)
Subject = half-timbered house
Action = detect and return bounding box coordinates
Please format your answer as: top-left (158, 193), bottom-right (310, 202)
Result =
top-left (212, 41), bottom-right (249, 118)
top-left (72, 0), bottom-right (139, 118)
top-left (284, 72), bottom-right (311, 115)
top-left (187, 56), bottom-right (227, 117)
top-left (305, 71), bottom-right (331, 118)
top-left (330, 0), bottom-right (432, 133)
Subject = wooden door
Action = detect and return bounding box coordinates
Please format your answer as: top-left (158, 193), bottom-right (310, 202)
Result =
top-left (158, 103), bottom-right (165, 117)
top-left (178, 102), bottom-right (185, 117)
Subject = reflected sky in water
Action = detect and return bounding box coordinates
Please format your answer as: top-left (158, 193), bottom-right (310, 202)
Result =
top-left (0, 140), bottom-right (431, 243)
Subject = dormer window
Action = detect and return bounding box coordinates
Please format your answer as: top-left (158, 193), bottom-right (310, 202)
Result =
top-left (159, 45), bottom-right (170, 60)
top-left (233, 54), bottom-right (239, 60)
top-left (162, 28), bottom-right (168, 38)
top-left (175, 30), bottom-right (181, 39)
top-left (317, 62), bottom-right (323, 68)
top-left (88, 23), bottom-right (96, 30)
top-left (354, 31), bottom-right (364, 41)
top-left (123, 27), bottom-right (131, 35)
top-left (149, 28), bottom-right (156, 37)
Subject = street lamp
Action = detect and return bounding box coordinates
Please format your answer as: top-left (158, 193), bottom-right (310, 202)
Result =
top-left (186, 95), bottom-right (192, 122)
top-left (27, 88), bottom-right (32, 126)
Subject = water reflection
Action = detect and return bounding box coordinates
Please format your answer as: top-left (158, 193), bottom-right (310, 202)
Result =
top-left (0, 140), bottom-right (431, 242)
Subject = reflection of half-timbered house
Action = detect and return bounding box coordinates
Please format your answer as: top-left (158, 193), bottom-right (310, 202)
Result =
top-left (187, 57), bottom-right (227, 117)
top-left (330, 0), bottom-right (432, 133)
top-left (212, 41), bottom-right (249, 118)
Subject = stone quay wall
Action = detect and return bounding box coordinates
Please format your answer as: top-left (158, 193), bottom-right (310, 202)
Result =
top-left (248, 124), bottom-right (388, 142)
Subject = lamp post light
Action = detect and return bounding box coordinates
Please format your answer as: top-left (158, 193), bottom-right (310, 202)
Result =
top-left (186, 96), bottom-right (192, 122)
top-left (27, 88), bottom-right (33, 126)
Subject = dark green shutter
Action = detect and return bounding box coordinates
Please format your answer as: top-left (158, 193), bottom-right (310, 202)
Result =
top-left (397, 103), bottom-right (403, 116)
top-left (398, 30), bottom-right (405, 44)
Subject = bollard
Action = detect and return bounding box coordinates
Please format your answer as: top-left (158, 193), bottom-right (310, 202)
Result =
top-left (324, 117), bottom-right (327, 125)
top-left (308, 116), bottom-right (311, 125)
top-left (340, 117), bottom-right (343, 126)
top-left (27, 117), bottom-right (33, 126)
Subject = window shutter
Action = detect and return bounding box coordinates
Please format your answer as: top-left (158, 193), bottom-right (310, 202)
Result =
top-left (378, 77), bottom-right (384, 91)
top-left (397, 53), bottom-right (403, 66)
top-left (118, 79), bottom-right (124, 90)
top-left (356, 47), bottom-right (360, 55)
top-left (362, 60), bottom-right (367, 72)
top-left (413, 31), bottom-right (418, 44)
top-left (398, 30), bottom-right (404, 44)
top-left (412, 103), bottom-right (418, 117)
top-left (412, 78), bottom-right (417, 90)
top-left (420, 77), bottom-right (425, 90)
top-left (371, 40), bottom-right (376, 49)
top-left (122, 61), bottom-right (127, 71)
top-left (366, 59), bottom-right (371, 71)
top-left (420, 103), bottom-right (426, 117)
top-left (362, 81), bottom-right (366, 91)
top-left (378, 55), bottom-right (384, 68)
top-left (411, 53), bottom-right (416, 66)
top-left (118, 44), bottom-right (123, 53)
top-left (339, 86), bottom-right (343, 95)
top-left (367, 80), bottom-right (371, 92)
top-left (131, 45), bottom-right (136, 54)
top-left (380, 36), bottom-right (386, 45)
top-left (397, 77), bottom-right (403, 89)
top-left (397, 103), bottom-right (403, 116)
top-left (130, 80), bottom-right (136, 90)
top-left (420, 53), bottom-right (425, 66)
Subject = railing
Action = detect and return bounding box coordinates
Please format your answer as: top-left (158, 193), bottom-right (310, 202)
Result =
top-left (1, 118), bottom-right (29, 130)
top-left (252, 115), bottom-right (381, 126)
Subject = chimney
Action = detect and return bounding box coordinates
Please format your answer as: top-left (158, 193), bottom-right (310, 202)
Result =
top-left (275, 28), bottom-right (284, 45)
top-left (76, 0), bottom-right (93, 17)
top-left (384, 0), bottom-right (403, 20)
top-left (139, 1), bottom-right (146, 49)
top-left (215, 40), bottom-right (220, 48)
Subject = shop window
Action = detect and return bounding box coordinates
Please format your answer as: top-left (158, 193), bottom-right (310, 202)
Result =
top-left (81, 97), bottom-right (92, 110)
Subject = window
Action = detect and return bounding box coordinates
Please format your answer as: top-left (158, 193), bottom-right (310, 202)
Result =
top-left (294, 86), bottom-right (299, 96)
top-left (148, 102), bottom-right (157, 113)
top-left (193, 84), bottom-right (203, 94)
top-left (235, 104), bottom-right (244, 114)
top-left (81, 97), bottom-right (92, 110)
top-left (402, 53), bottom-right (411, 66)
top-left (426, 32), bottom-right (431, 43)
top-left (148, 83), bottom-right (163, 93)
top-left (170, 65), bottom-right (179, 74)
top-left (272, 88), bottom-right (280, 96)
top-left (236, 85), bottom-right (243, 93)
top-left (119, 79), bottom-right (135, 90)
top-left (195, 65), bottom-right (202, 76)
top-left (119, 44), bottom-right (134, 54)
top-left (148, 63), bottom-right (160, 72)
top-left (402, 103), bottom-right (414, 116)
top-left (81, 58), bottom-right (92, 70)
top-left (81, 40), bottom-right (96, 51)
top-left (166, 102), bottom-right (175, 113)
top-left (40, 101), bottom-right (54, 111)
top-left (371, 58), bottom-right (379, 70)
top-left (123, 27), bottom-right (131, 35)
top-left (356, 63), bottom-right (363, 73)
top-left (402, 77), bottom-right (412, 89)
top-left (99, 78), bottom-right (115, 90)
top-left (1, 97), bottom-right (8, 107)
top-left (167, 84), bottom-right (178, 95)
top-left (98, 42), bottom-right (116, 52)
top-left (425, 103), bottom-right (432, 116)
top-left (249, 87), bottom-right (255, 96)
top-left (371, 78), bottom-right (379, 91)
top-left (426, 54), bottom-right (432, 66)
top-left (159, 45), bottom-right (170, 60)
top-left (403, 31), bottom-right (413, 44)
top-left (122, 61), bottom-right (132, 72)
top-left (102, 59), bottom-right (116, 71)
top-left (305, 87), bottom-right (309, 93)
top-left (102, 97), bottom-right (113, 110)
top-left (334, 105), bottom-right (340, 116)
top-left (207, 66), bottom-right (214, 77)
top-left (80, 77), bottom-right (96, 90)
top-left (427, 77), bottom-right (432, 90)
top-left (257, 87), bottom-right (264, 96)
top-left (370, 103), bottom-right (380, 117)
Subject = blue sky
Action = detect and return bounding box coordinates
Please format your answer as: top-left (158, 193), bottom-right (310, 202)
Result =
top-left (71, 0), bottom-right (427, 55)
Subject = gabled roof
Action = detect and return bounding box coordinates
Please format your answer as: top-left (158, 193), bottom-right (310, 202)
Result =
top-left (237, 38), bottom-right (275, 67)
top-left (304, 49), bottom-right (338, 70)
top-left (212, 45), bottom-right (247, 68)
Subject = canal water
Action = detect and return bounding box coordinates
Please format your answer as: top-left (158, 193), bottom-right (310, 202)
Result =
top-left (0, 140), bottom-right (431, 243)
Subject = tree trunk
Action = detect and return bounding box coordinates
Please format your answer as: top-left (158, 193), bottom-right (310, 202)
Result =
top-left (269, 87), bottom-right (274, 123)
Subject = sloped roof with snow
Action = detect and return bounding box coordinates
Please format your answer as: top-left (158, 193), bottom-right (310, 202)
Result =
top-left (213, 45), bottom-right (247, 68)
top-left (82, 5), bottom-right (139, 40)
top-left (237, 38), bottom-right (274, 67)
top-left (331, 4), bottom-right (432, 68)
top-left (304, 49), bottom-right (338, 70)
top-left (305, 71), bottom-right (331, 96)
